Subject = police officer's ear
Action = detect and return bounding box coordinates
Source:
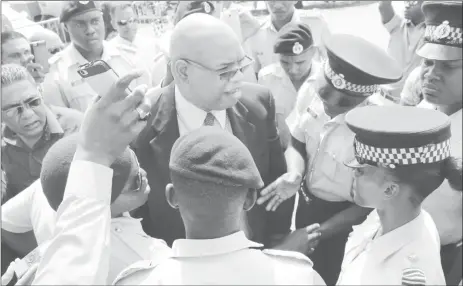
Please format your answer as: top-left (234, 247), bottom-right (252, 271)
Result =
top-left (243, 188), bottom-right (257, 211)
top-left (384, 183), bottom-right (400, 200)
top-left (165, 183), bottom-right (179, 209)
top-left (172, 60), bottom-right (189, 83)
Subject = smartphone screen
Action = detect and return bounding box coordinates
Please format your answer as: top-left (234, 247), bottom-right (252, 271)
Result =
top-left (30, 40), bottom-right (50, 73)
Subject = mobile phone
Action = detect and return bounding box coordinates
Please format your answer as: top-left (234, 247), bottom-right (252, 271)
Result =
top-left (77, 60), bottom-right (132, 97)
top-left (14, 241), bottom-right (50, 279)
top-left (30, 40), bottom-right (50, 73)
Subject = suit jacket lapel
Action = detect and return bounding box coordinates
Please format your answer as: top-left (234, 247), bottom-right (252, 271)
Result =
top-left (227, 101), bottom-right (256, 152)
top-left (149, 84), bottom-right (180, 173)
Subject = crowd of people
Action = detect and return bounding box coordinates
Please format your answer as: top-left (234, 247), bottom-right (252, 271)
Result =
top-left (1, 1), bottom-right (462, 285)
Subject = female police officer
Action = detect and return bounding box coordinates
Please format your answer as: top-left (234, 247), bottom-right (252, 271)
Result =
top-left (337, 105), bottom-right (462, 285)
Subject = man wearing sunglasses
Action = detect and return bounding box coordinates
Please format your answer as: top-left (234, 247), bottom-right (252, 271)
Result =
top-left (379, 1), bottom-right (425, 102)
top-left (1, 64), bottom-right (83, 203)
top-left (40, 1), bottom-right (150, 112)
top-left (255, 33), bottom-right (403, 284)
top-left (132, 14), bottom-right (293, 249)
top-left (1, 134), bottom-right (172, 284)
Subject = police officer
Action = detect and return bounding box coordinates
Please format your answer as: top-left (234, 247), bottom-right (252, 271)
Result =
top-left (256, 33), bottom-right (403, 284)
top-left (258, 23), bottom-right (321, 149)
top-left (414, 2), bottom-right (462, 284)
top-left (114, 127), bottom-right (325, 285)
top-left (337, 105), bottom-right (459, 285)
top-left (41, 1), bottom-right (150, 112)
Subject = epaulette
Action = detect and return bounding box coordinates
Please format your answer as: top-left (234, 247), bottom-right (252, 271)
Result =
top-left (262, 249), bottom-right (314, 267)
top-left (258, 64), bottom-right (282, 80)
top-left (112, 260), bottom-right (156, 285)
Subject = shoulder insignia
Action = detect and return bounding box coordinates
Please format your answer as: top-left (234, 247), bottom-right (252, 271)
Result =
top-left (113, 260), bottom-right (156, 285)
top-left (306, 106), bottom-right (318, 119)
top-left (401, 268), bottom-right (426, 286)
top-left (262, 249), bottom-right (313, 266)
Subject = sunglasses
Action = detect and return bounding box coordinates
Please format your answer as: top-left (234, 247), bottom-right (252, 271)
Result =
top-left (117, 17), bottom-right (138, 26)
top-left (2, 96), bottom-right (43, 118)
top-left (128, 150), bottom-right (143, 193)
top-left (182, 55), bottom-right (254, 81)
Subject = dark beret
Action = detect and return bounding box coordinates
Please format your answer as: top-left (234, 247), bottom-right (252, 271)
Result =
top-left (40, 133), bottom-right (138, 211)
top-left (175, 1), bottom-right (215, 24)
top-left (345, 106), bottom-right (451, 169)
top-left (323, 33), bottom-right (402, 96)
top-left (417, 1), bottom-right (462, 60)
top-left (60, 1), bottom-right (100, 23)
top-left (169, 127), bottom-right (264, 189)
top-left (274, 23), bottom-right (314, 56)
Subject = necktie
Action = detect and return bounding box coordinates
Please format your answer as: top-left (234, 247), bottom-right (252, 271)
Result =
top-left (203, 112), bottom-right (220, 127)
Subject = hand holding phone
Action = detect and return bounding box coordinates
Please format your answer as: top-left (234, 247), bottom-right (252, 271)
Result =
top-left (30, 40), bottom-right (50, 74)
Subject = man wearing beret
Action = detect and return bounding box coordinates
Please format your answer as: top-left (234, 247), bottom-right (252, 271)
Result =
top-left (412, 1), bottom-right (462, 284)
top-left (257, 33), bottom-right (403, 284)
top-left (246, 1), bottom-right (329, 74)
top-left (133, 14), bottom-right (294, 249)
top-left (115, 127), bottom-right (325, 285)
top-left (258, 22), bottom-right (321, 149)
top-left (40, 0), bottom-right (150, 112)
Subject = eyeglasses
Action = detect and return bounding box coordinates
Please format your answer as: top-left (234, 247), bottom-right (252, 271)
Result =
top-left (2, 96), bottom-right (43, 118)
top-left (182, 55), bottom-right (254, 81)
top-left (128, 150), bottom-right (142, 193)
top-left (117, 17), bottom-right (138, 26)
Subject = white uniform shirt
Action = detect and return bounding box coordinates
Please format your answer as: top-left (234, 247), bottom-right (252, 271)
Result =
top-left (337, 210), bottom-right (445, 285)
top-left (110, 34), bottom-right (157, 87)
top-left (41, 41), bottom-right (150, 112)
top-left (288, 93), bottom-right (362, 202)
top-left (423, 108), bottom-right (462, 245)
top-left (246, 10), bottom-right (329, 73)
top-left (3, 177), bottom-right (172, 284)
top-left (381, 14), bottom-right (425, 101)
top-left (258, 61), bottom-right (320, 148)
top-left (114, 231), bottom-right (325, 285)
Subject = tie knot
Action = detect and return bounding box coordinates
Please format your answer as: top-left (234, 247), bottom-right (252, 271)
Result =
top-left (204, 112), bottom-right (218, 127)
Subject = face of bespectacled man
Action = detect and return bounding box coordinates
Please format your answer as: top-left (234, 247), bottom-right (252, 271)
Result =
top-left (65, 10), bottom-right (105, 52)
top-left (1, 79), bottom-right (47, 139)
top-left (112, 5), bottom-right (138, 42)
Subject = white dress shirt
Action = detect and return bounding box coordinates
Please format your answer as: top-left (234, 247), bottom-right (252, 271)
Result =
top-left (175, 86), bottom-right (228, 136)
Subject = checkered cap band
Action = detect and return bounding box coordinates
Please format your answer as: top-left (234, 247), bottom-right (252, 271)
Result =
top-left (425, 24), bottom-right (463, 47)
top-left (354, 138), bottom-right (451, 166)
top-left (324, 61), bottom-right (378, 95)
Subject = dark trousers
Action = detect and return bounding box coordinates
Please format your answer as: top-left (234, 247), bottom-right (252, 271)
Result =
top-left (295, 191), bottom-right (353, 285)
top-left (441, 242), bottom-right (462, 285)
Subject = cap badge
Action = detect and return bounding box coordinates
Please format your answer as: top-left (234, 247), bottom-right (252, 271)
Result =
top-left (78, 1), bottom-right (90, 4)
top-left (434, 20), bottom-right (451, 40)
top-left (203, 2), bottom-right (212, 14)
top-left (292, 42), bottom-right (303, 55)
top-left (331, 73), bottom-right (347, 90)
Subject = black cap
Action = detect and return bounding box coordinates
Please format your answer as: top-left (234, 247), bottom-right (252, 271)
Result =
top-left (60, 1), bottom-right (100, 23)
top-left (344, 106), bottom-right (451, 169)
top-left (273, 23), bottom-right (314, 56)
top-left (417, 1), bottom-right (462, 60)
top-left (323, 33), bottom-right (403, 96)
top-left (175, 1), bottom-right (215, 24)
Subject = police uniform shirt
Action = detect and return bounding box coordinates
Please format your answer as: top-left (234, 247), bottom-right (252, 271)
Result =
top-left (110, 33), bottom-right (157, 86)
top-left (2, 178), bottom-right (173, 284)
top-left (258, 61), bottom-right (321, 148)
top-left (337, 210), bottom-right (445, 285)
top-left (288, 93), bottom-right (364, 202)
top-left (113, 231), bottom-right (323, 285)
top-left (246, 10), bottom-right (329, 72)
top-left (41, 41), bottom-right (150, 112)
top-left (381, 14), bottom-right (426, 101)
top-left (422, 108), bottom-right (462, 245)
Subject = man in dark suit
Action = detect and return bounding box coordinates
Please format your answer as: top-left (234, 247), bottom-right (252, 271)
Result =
top-left (133, 13), bottom-right (294, 247)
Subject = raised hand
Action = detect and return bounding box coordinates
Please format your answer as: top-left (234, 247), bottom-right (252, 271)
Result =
top-left (256, 172), bottom-right (302, 211)
top-left (273, 224), bottom-right (321, 256)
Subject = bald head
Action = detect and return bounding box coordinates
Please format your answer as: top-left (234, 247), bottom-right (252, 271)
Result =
top-left (170, 13), bottom-right (242, 64)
